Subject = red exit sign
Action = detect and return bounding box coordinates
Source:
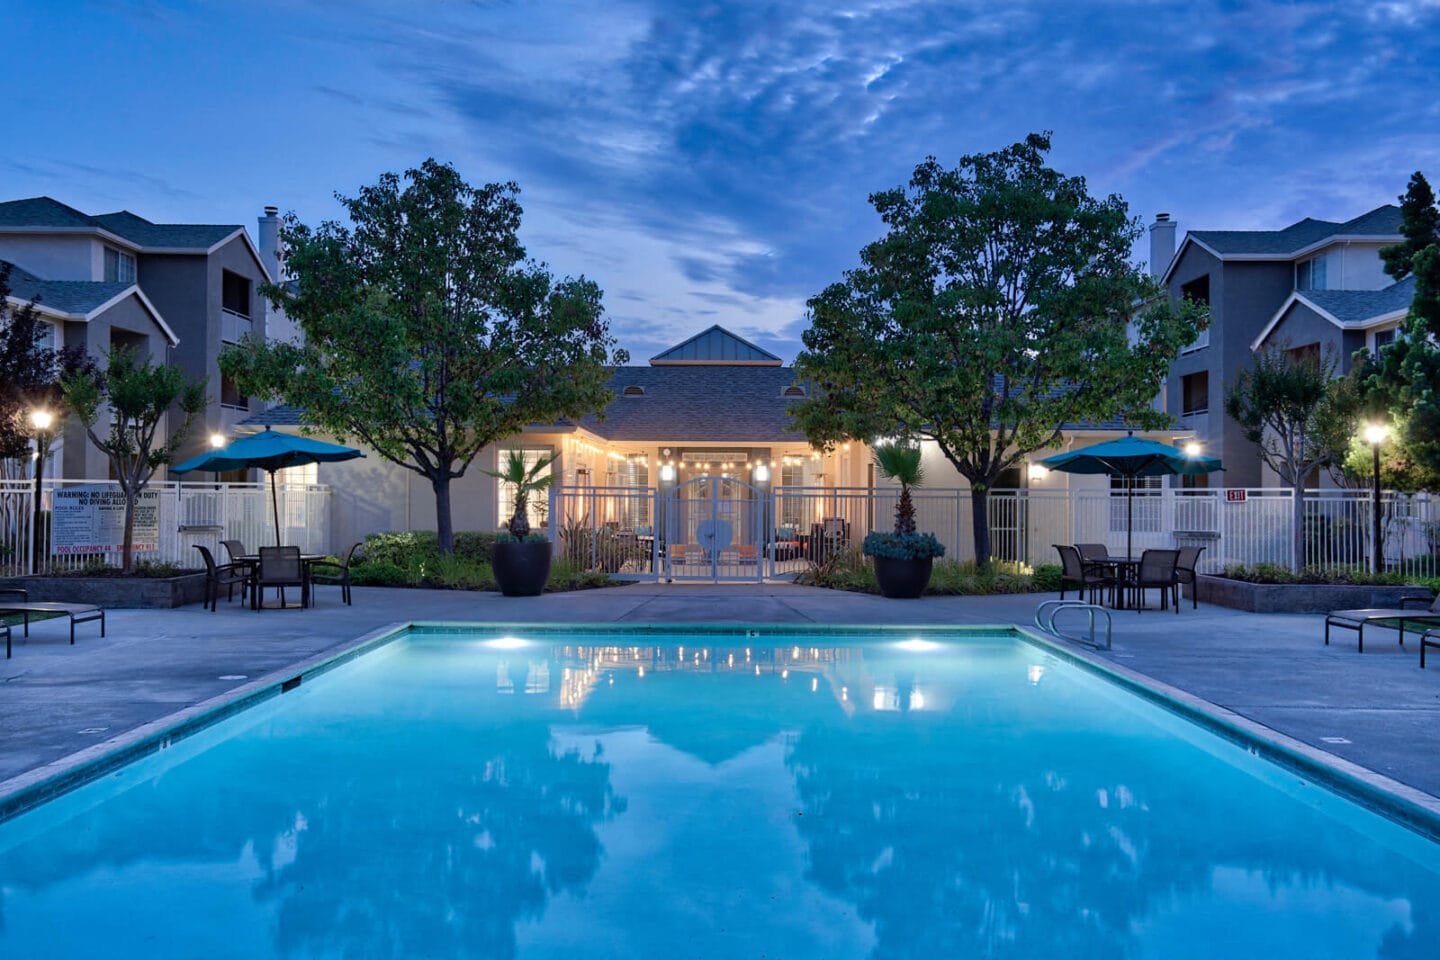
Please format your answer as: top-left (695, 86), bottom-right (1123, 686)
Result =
top-left (1225, 489), bottom-right (1247, 502)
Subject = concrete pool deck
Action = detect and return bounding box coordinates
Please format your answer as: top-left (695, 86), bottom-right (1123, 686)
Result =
top-left (3, 582), bottom-right (1440, 803)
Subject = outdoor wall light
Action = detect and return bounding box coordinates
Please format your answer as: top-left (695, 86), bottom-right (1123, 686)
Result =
top-left (210, 432), bottom-right (227, 449)
top-left (659, 464), bottom-right (676, 482)
top-left (1183, 441), bottom-right (1202, 457)
top-left (1026, 463), bottom-right (1048, 481)
top-left (753, 464), bottom-right (771, 482)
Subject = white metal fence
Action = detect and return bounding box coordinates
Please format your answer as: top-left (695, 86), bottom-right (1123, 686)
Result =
top-left (0, 479), bottom-right (332, 576)
top-left (550, 483), bottom-right (1440, 581)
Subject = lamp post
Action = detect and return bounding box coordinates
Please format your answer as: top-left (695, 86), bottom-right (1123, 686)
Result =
top-left (1364, 423), bottom-right (1387, 574)
top-left (29, 409), bottom-right (54, 573)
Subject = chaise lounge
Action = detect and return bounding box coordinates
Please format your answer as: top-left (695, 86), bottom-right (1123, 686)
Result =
top-left (1325, 593), bottom-right (1440, 653)
top-left (0, 588), bottom-right (106, 657)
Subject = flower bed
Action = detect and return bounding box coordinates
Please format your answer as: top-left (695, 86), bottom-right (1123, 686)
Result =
top-left (1193, 564), bottom-right (1438, 614)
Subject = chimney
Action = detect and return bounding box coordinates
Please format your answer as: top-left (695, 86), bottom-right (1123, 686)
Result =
top-left (258, 205), bottom-right (281, 281)
top-left (1149, 212), bottom-right (1176, 279)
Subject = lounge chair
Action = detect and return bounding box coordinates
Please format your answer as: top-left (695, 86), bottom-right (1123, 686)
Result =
top-left (310, 542), bottom-right (361, 606)
top-left (252, 546), bottom-right (309, 610)
top-left (1174, 546), bottom-right (1206, 609)
top-left (1325, 593), bottom-right (1440, 652)
top-left (0, 588), bottom-right (106, 653)
top-left (2, 620), bottom-right (10, 659)
top-left (1131, 549), bottom-right (1181, 612)
top-left (1421, 627), bottom-right (1440, 668)
top-left (1055, 544), bottom-right (1113, 604)
top-left (194, 544), bottom-right (251, 612)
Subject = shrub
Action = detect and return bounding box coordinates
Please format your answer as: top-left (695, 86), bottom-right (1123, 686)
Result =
top-left (797, 551), bottom-right (1048, 596)
top-left (360, 531), bottom-right (440, 567)
top-left (349, 560), bottom-right (410, 586)
top-left (861, 531), bottom-right (946, 561)
top-left (454, 532), bottom-right (501, 564)
top-left (1029, 563), bottom-right (1064, 592)
top-left (1222, 563), bottom-right (1431, 587)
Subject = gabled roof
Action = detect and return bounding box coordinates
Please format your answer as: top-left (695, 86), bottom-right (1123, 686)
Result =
top-left (1163, 204), bottom-right (1404, 283)
top-left (0, 197), bottom-right (266, 275)
top-left (1251, 276), bottom-right (1415, 350)
top-left (4, 261), bottom-right (181, 346)
top-left (649, 325), bottom-right (782, 366)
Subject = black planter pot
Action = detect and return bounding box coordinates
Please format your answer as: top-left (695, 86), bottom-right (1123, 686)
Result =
top-left (872, 555), bottom-right (934, 599)
top-left (493, 540), bottom-right (553, 597)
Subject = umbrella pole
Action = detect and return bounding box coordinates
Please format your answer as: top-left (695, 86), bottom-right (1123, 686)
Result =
top-left (270, 470), bottom-right (281, 547)
top-left (1127, 474), bottom-right (1134, 561)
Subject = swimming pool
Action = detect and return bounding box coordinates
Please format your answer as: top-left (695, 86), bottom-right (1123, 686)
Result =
top-left (2, 624), bottom-right (1439, 959)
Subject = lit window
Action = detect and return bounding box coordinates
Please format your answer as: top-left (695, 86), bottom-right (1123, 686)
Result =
top-left (496, 447), bottom-right (553, 530)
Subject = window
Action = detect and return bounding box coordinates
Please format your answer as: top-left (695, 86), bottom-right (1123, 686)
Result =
top-left (103, 247), bottom-right (136, 283)
top-left (222, 271), bottom-right (251, 317)
top-left (1181, 371), bottom-right (1209, 416)
top-left (496, 447), bottom-right (553, 531)
top-left (1297, 256), bottom-right (1327, 291)
top-left (220, 370), bottom-right (246, 409)
top-left (782, 385), bottom-right (806, 397)
top-left (1372, 327), bottom-right (1397, 353)
top-left (1287, 342), bottom-right (1321, 368)
top-left (605, 455), bottom-right (651, 527)
top-left (622, 385), bottom-right (645, 396)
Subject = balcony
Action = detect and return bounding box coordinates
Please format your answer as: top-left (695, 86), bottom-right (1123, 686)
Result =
top-left (222, 308), bottom-right (252, 345)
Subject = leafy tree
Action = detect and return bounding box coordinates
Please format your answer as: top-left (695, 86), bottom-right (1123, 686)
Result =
top-left (791, 133), bottom-right (1206, 565)
top-left (1356, 171), bottom-right (1440, 480)
top-left (1224, 343), bottom-right (1360, 569)
top-left (222, 159), bottom-right (625, 554)
top-left (482, 449), bottom-right (559, 538)
top-left (61, 346), bottom-right (206, 573)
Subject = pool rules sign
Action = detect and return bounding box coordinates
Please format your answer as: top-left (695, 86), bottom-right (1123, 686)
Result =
top-left (50, 486), bottom-right (161, 555)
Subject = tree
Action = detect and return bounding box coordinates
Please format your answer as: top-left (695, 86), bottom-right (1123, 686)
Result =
top-left (222, 159), bottom-right (625, 554)
top-left (872, 442), bottom-right (925, 536)
top-left (791, 133), bottom-right (1206, 565)
top-left (1356, 171), bottom-right (1440, 480)
top-left (1223, 343), bottom-right (1359, 570)
top-left (482, 449), bottom-right (559, 538)
top-left (61, 346), bottom-right (206, 573)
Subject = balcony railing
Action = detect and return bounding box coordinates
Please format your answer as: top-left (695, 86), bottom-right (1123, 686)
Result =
top-left (222, 308), bottom-right (252, 344)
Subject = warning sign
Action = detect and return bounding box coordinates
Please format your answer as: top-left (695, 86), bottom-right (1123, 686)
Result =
top-left (50, 486), bottom-right (160, 555)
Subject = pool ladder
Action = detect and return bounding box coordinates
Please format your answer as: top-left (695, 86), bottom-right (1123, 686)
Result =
top-left (1034, 600), bottom-right (1112, 651)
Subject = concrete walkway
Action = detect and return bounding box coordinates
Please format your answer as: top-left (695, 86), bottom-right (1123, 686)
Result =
top-left (3, 582), bottom-right (1440, 800)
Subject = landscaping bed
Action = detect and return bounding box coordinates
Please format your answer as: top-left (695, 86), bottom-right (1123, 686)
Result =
top-left (1194, 564), bottom-right (1439, 614)
top-left (349, 531), bottom-right (627, 593)
top-left (796, 548), bottom-right (1063, 597)
top-left (0, 568), bottom-right (208, 609)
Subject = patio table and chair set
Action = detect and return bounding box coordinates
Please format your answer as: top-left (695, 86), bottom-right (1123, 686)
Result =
top-left (193, 541), bottom-right (360, 612)
top-left (1054, 543), bottom-right (1204, 613)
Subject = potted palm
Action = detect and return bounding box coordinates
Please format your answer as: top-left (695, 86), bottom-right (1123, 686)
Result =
top-left (864, 441), bottom-right (946, 598)
top-left (483, 450), bottom-right (559, 596)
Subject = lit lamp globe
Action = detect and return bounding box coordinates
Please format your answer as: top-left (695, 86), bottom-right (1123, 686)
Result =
top-left (753, 464), bottom-right (771, 483)
top-left (1364, 424), bottom-right (1388, 446)
top-left (29, 409), bottom-right (53, 432)
top-left (210, 432), bottom-right (227, 449)
top-left (1183, 441), bottom-right (1202, 457)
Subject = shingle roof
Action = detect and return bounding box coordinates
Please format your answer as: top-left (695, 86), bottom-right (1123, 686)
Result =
top-left (0, 196), bottom-right (241, 250)
top-left (1302, 276), bottom-right (1416, 325)
top-left (3, 261), bottom-right (131, 315)
top-left (1187, 205), bottom-right (1403, 256)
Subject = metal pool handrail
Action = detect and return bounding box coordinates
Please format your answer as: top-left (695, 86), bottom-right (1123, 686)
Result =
top-left (1034, 599), bottom-right (1112, 651)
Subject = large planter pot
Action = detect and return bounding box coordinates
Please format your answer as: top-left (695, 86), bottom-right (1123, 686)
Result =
top-left (871, 555), bottom-right (934, 599)
top-left (1192, 574), bottom-right (1430, 614)
top-left (0, 573), bottom-right (208, 609)
top-left (493, 540), bottom-right (553, 597)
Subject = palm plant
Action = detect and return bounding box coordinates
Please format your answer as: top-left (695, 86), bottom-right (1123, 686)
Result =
top-left (482, 450), bottom-right (560, 538)
top-left (873, 442), bottom-right (925, 535)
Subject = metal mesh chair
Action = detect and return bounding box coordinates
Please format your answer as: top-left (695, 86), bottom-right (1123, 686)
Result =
top-left (1132, 549), bottom-right (1181, 612)
top-left (310, 543), bottom-right (360, 606)
top-left (254, 546), bottom-right (308, 610)
top-left (1174, 546), bottom-right (1205, 609)
top-left (193, 544), bottom-right (250, 612)
top-left (1055, 544), bottom-right (1114, 604)
top-left (1076, 543), bottom-right (1109, 562)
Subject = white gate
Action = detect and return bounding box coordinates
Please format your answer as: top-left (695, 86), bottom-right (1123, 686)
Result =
top-left (665, 476), bottom-right (765, 582)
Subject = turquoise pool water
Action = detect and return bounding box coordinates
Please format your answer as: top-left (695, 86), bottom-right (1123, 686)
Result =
top-left (2, 626), bottom-right (1439, 959)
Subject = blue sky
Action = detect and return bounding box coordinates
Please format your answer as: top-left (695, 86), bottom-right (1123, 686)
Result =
top-left (6, 0), bottom-right (1439, 361)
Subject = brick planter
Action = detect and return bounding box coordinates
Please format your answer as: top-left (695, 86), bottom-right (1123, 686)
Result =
top-left (0, 573), bottom-right (209, 609)
top-left (1191, 575), bottom-right (1430, 614)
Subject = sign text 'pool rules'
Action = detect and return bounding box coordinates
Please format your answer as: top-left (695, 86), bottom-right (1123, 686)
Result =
top-left (50, 486), bottom-right (161, 555)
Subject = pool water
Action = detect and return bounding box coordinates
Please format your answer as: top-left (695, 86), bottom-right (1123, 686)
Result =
top-left (2, 627), bottom-right (1439, 959)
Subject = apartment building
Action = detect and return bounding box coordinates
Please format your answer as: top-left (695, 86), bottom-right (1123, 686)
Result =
top-left (1151, 205), bottom-right (1405, 486)
top-left (0, 197), bottom-right (285, 476)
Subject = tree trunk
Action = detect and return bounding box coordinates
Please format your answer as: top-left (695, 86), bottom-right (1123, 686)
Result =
top-left (433, 474), bottom-right (454, 555)
top-left (971, 486), bottom-right (992, 568)
top-left (1292, 476), bottom-right (1305, 572)
top-left (122, 488), bottom-right (137, 575)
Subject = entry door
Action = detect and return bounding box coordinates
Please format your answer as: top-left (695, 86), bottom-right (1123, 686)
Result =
top-left (664, 476), bottom-right (764, 581)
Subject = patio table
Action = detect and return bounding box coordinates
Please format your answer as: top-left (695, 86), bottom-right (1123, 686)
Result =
top-left (1090, 556), bottom-right (1141, 610)
top-left (237, 553), bottom-right (327, 609)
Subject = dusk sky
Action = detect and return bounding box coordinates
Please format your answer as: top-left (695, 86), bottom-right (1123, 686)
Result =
top-left (6, 0), bottom-right (1439, 361)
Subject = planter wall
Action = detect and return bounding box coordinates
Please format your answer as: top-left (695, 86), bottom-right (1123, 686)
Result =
top-left (1192, 575), bottom-right (1430, 614)
top-left (0, 573), bottom-right (209, 609)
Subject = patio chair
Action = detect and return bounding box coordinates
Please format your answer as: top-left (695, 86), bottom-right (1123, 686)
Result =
top-left (310, 543), bottom-right (361, 606)
top-left (0, 587), bottom-right (105, 649)
top-left (253, 546), bottom-right (308, 610)
top-left (736, 544), bottom-right (759, 564)
top-left (1174, 546), bottom-right (1206, 609)
top-left (1131, 549), bottom-right (1181, 613)
top-left (1076, 543), bottom-right (1110, 562)
top-left (1325, 592), bottom-right (1440, 653)
top-left (1054, 545), bottom-right (1113, 604)
top-left (193, 544), bottom-right (250, 612)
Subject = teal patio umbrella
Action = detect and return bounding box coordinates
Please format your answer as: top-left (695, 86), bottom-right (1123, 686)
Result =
top-left (172, 428), bottom-right (364, 545)
top-left (1040, 433), bottom-right (1224, 559)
